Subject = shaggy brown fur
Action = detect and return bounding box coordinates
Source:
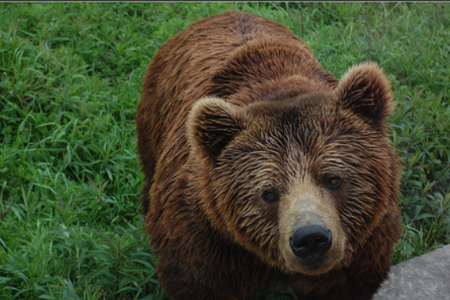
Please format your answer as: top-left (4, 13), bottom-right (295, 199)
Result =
top-left (136, 11), bottom-right (402, 300)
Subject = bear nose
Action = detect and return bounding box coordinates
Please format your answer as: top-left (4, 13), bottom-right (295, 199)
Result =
top-left (289, 225), bottom-right (332, 260)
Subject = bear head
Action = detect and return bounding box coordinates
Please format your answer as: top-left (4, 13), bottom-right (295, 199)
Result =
top-left (186, 62), bottom-right (399, 276)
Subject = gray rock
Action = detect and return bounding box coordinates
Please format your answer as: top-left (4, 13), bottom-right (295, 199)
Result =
top-left (374, 244), bottom-right (450, 300)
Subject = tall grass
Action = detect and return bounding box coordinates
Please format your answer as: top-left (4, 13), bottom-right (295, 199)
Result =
top-left (0, 2), bottom-right (449, 299)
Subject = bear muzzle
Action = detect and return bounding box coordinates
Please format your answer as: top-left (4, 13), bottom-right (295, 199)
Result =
top-left (278, 192), bottom-right (346, 275)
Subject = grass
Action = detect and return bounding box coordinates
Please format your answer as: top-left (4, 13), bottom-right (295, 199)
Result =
top-left (0, 2), bottom-right (449, 299)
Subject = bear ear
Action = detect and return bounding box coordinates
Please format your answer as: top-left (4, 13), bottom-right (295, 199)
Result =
top-left (187, 97), bottom-right (247, 158)
top-left (336, 62), bottom-right (394, 126)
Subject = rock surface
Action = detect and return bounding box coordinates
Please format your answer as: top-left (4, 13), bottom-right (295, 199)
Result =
top-left (374, 244), bottom-right (450, 300)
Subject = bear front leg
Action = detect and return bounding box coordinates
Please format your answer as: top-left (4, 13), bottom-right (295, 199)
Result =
top-left (157, 260), bottom-right (242, 300)
top-left (294, 277), bottom-right (382, 300)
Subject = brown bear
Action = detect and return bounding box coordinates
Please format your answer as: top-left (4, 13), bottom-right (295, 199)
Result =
top-left (136, 11), bottom-right (402, 300)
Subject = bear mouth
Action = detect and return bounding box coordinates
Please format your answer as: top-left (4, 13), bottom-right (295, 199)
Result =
top-left (299, 256), bottom-right (334, 275)
top-left (299, 256), bottom-right (330, 274)
top-left (280, 242), bottom-right (341, 276)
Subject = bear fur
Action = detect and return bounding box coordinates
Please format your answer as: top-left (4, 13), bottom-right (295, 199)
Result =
top-left (136, 11), bottom-right (402, 300)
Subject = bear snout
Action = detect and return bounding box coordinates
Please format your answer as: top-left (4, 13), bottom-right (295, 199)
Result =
top-left (289, 225), bottom-right (332, 261)
top-left (278, 189), bottom-right (346, 275)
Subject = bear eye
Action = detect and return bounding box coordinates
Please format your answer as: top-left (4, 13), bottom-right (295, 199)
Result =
top-left (326, 177), bottom-right (342, 190)
top-left (262, 190), bottom-right (279, 203)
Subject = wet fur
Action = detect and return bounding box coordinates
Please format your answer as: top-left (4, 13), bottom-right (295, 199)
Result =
top-left (136, 11), bottom-right (402, 300)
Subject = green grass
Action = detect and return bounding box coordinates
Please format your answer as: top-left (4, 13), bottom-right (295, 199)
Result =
top-left (0, 2), bottom-right (449, 299)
